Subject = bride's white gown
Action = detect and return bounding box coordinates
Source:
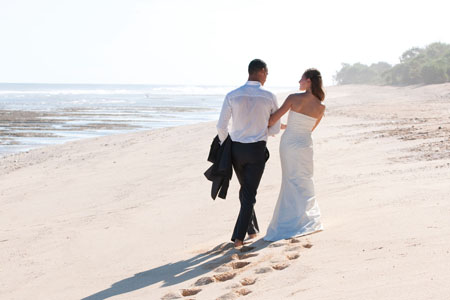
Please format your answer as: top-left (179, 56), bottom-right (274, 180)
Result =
top-left (264, 110), bottom-right (323, 241)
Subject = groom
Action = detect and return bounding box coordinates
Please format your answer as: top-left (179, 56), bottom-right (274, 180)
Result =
top-left (217, 59), bottom-right (281, 247)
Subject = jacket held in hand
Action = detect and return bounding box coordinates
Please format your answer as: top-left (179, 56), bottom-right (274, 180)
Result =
top-left (204, 135), bottom-right (233, 200)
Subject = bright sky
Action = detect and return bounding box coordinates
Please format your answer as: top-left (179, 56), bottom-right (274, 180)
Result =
top-left (1, 0), bottom-right (449, 87)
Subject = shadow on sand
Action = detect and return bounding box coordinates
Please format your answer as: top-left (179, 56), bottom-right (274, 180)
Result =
top-left (81, 239), bottom-right (270, 300)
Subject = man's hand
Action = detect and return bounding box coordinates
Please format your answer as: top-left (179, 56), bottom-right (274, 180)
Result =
top-left (281, 123), bottom-right (287, 130)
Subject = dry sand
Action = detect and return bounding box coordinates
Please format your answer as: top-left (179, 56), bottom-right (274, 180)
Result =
top-left (1, 84), bottom-right (450, 300)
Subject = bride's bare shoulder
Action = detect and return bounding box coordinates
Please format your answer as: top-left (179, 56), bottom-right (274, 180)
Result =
top-left (283, 93), bottom-right (302, 105)
top-left (289, 92), bottom-right (306, 98)
top-left (287, 92), bottom-right (306, 102)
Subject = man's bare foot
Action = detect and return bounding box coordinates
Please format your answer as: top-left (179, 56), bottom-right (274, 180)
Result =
top-left (234, 240), bottom-right (244, 248)
top-left (248, 234), bottom-right (257, 240)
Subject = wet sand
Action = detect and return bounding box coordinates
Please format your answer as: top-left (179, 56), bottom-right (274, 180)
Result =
top-left (0, 104), bottom-right (216, 155)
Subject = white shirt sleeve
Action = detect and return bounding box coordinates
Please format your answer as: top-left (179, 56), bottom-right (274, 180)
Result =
top-left (268, 94), bottom-right (281, 136)
top-left (216, 95), bottom-right (232, 143)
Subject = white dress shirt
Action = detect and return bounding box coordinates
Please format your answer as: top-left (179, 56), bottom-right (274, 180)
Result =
top-left (217, 81), bottom-right (281, 143)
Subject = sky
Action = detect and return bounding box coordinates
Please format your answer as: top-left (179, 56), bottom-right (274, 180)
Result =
top-left (1, 0), bottom-right (449, 88)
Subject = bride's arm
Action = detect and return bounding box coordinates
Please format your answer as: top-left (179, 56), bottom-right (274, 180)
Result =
top-left (268, 95), bottom-right (293, 127)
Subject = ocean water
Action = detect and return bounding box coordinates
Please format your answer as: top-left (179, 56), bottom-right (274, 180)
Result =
top-left (0, 83), bottom-right (291, 156)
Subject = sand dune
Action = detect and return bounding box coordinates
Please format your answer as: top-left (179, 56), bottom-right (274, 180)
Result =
top-left (1, 84), bottom-right (450, 299)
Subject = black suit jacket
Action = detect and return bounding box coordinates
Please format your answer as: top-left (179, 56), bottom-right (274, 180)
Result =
top-left (204, 135), bottom-right (233, 200)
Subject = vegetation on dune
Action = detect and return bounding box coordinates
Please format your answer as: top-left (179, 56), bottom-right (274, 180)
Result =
top-left (334, 42), bottom-right (450, 85)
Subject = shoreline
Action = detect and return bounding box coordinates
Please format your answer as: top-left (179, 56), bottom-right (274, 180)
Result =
top-left (0, 117), bottom-right (216, 159)
top-left (1, 84), bottom-right (450, 299)
top-left (0, 106), bottom-right (220, 158)
top-left (0, 120), bottom-right (217, 176)
top-left (0, 82), bottom-right (231, 157)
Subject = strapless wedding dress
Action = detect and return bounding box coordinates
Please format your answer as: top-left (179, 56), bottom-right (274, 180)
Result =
top-left (264, 110), bottom-right (323, 241)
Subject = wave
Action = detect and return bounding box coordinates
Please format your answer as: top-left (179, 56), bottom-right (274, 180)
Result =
top-left (0, 84), bottom-right (232, 96)
top-left (0, 83), bottom-right (292, 96)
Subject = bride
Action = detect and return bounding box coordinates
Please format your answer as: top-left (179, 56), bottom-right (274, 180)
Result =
top-left (264, 68), bottom-right (325, 242)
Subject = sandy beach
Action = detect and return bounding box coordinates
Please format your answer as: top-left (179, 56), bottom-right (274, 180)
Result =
top-left (1, 84), bottom-right (450, 300)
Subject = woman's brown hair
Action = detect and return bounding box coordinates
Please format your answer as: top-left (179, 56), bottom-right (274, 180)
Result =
top-left (303, 68), bottom-right (325, 101)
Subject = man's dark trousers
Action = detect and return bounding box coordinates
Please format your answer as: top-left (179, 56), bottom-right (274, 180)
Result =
top-left (231, 140), bottom-right (266, 242)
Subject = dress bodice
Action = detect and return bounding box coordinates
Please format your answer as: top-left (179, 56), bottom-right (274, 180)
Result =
top-left (284, 110), bottom-right (317, 134)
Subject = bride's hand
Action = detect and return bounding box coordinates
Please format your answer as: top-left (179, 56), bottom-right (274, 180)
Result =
top-left (281, 123), bottom-right (287, 130)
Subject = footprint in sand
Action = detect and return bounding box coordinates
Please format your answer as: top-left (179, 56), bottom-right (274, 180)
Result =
top-left (214, 272), bottom-right (237, 282)
top-left (214, 266), bottom-right (233, 273)
top-left (285, 241), bottom-right (313, 252)
top-left (227, 283), bottom-right (242, 289)
top-left (239, 246), bottom-right (255, 252)
top-left (240, 277), bottom-right (257, 286)
top-left (287, 237), bottom-right (313, 248)
top-left (161, 291), bottom-right (182, 300)
top-left (268, 242), bottom-right (286, 248)
top-left (180, 288), bottom-right (202, 297)
top-left (272, 263), bottom-right (290, 271)
top-left (286, 253), bottom-right (300, 260)
top-left (255, 267), bottom-right (273, 274)
top-left (216, 292), bottom-right (237, 300)
top-left (216, 288), bottom-right (252, 300)
top-left (226, 277), bottom-right (256, 290)
top-left (236, 288), bottom-right (252, 296)
top-left (272, 253), bottom-right (298, 263)
top-left (229, 261), bottom-right (251, 269)
top-left (194, 276), bottom-right (215, 286)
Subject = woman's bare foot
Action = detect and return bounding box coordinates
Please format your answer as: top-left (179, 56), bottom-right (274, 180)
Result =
top-left (234, 239), bottom-right (244, 247)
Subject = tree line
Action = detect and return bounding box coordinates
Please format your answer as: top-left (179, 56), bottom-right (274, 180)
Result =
top-left (334, 42), bottom-right (450, 85)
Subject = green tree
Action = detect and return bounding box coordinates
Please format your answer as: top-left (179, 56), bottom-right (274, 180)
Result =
top-left (335, 42), bottom-right (450, 85)
top-left (334, 62), bottom-right (388, 85)
top-left (421, 63), bottom-right (448, 84)
top-left (399, 47), bottom-right (423, 63)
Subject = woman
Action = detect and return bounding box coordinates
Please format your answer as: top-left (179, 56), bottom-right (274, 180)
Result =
top-left (264, 68), bottom-right (325, 242)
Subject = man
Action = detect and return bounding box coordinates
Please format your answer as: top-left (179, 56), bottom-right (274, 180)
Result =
top-left (217, 59), bottom-right (281, 247)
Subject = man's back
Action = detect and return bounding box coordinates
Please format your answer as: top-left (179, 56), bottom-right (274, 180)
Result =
top-left (217, 81), bottom-right (280, 143)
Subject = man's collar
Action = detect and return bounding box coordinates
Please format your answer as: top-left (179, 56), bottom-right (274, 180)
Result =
top-left (245, 80), bottom-right (262, 86)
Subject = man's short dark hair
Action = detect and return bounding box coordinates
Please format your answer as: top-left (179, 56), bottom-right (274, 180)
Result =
top-left (248, 59), bottom-right (267, 75)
